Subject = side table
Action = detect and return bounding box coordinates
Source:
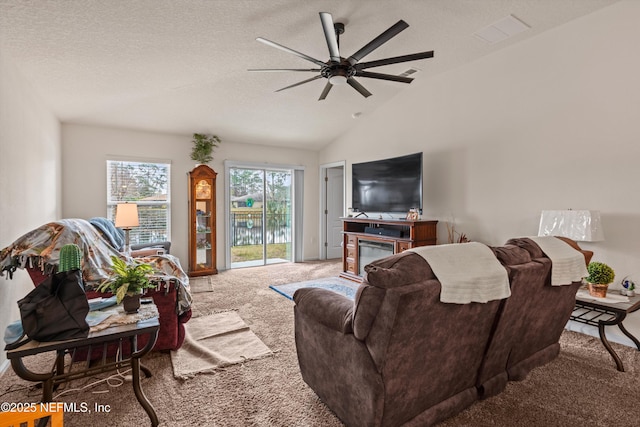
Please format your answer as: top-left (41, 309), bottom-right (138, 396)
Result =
top-left (5, 314), bottom-right (160, 426)
top-left (571, 289), bottom-right (640, 372)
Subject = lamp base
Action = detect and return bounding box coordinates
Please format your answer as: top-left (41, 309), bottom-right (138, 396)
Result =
top-left (123, 228), bottom-right (132, 256)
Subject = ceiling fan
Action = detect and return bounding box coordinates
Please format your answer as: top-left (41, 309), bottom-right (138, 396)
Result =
top-left (249, 12), bottom-right (434, 100)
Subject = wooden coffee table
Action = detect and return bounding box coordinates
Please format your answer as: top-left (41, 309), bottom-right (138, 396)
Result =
top-left (571, 289), bottom-right (640, 372)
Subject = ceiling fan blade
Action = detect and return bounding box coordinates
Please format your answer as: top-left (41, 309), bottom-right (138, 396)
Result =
top-left (356, 71), bottom-right (413, 83)
top-left (318, 81), bottom-right (333, 100)
top-left (319, 12), bottom-right (341, 62)
top-left (356, 51), bottom-right (434, 70)
top-left (248, 68), bottom-right (322, 72)
top-left (256, 37), bottom-right (326, 67)
top-left (347, 78), bottom-right (372, 98)
top-left (275, 75), bottom-right (323, 92)
top-left (347, 20), bottom-right (409, 65)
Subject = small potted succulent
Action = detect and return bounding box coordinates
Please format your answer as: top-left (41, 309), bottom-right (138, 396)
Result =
top-left (585, 261), bottom-right (615, 298)
top-left (98, 256), bottom-right (156, 313)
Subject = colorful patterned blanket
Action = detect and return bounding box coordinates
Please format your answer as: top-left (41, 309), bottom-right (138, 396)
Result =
top-left (0, 219), bottom-right (192, 315)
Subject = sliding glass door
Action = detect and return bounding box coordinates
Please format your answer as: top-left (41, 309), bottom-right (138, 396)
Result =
top-left (229, 167), bottom-right (292, 268)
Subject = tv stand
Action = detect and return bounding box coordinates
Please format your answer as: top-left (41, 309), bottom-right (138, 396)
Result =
top-left (352, 211), bottom-right (368, 218)
top-left (341, 217), bottom-right (438, 283)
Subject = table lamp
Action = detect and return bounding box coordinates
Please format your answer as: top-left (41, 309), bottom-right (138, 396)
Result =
top-left (537, 209), bottom-right (604, 242)
top-left (115, 203), bottom-right (139, 255)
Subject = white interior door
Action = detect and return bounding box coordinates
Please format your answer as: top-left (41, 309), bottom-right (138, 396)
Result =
top-left (325, 166), bottom-right (344, 259)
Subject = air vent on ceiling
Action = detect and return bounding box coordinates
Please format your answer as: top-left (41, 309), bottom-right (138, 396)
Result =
top-left (399, 67), bottom-right (420, 78)
top-left (473, 14), bottom-right (530, 44)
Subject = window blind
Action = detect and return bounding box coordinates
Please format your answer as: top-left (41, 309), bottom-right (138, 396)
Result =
top-left (106, 160), bottom-right (171, 245)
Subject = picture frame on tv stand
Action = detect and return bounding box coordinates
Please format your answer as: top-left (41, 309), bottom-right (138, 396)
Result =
top-left (406, 209), bottom-right (419, 220)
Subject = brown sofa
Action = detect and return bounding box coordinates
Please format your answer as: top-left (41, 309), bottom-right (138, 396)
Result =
top-left (293, 237), bottom-right (590, 426)
top-left (477, 237), bottom-right (592, 398)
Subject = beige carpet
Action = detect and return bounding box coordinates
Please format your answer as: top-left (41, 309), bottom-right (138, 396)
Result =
top-left (1, 259), bottom-right (639, 427)
top-left (171, 311), bottom-right (272, 379)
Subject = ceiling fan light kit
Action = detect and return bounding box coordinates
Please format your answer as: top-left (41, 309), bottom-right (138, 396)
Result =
top-left (250, 12), bottom-right (434, 100)
top-left (329, 74), bottom-right (347, 85)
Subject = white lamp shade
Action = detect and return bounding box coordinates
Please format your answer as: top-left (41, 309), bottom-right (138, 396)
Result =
top-left (538, 210), bottom-right (604, 242)
top-left (115, 203), bottom-right (139, 228)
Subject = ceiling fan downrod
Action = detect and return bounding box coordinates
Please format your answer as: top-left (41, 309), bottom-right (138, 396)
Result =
top-left (334, 22), bottom-right (345, 49)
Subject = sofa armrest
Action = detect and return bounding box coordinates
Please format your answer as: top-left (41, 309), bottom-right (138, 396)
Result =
top-left (555, 236), bottom-right (593, 265)
top-left (293, 287), bottom-right (354, 334)
top-left (131, 247), bottom-right (166, 257)
top-left (130, 241), bottom-right (171, 254)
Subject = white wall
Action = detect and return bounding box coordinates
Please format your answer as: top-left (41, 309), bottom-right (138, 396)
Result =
top-left (320, 1), bottom-right (640, 346)
top-left (0, 49), bottom-right (61, 368)
top-left (61, 124), bottom-right (321, 268)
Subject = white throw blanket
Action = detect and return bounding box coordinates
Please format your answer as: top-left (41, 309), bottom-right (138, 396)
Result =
top-left (528, 236), bottom-right (588, 286)
top-left (408, 242), bottom-right (510, 304)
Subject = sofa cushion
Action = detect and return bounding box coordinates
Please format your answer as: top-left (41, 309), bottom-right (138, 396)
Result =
top-left (293, 288), bottom-right (353, 334)
top-left (131, 247), bottom-right (166, 257)
top-left (504, 237), bottom-right (545, 259)
top-left (131, 241), bottom-right (171, 254)
top-left (356, 252), bottom-right (437, 341)
top-left (353, 285), bottom-right (386, 340)
top-left (364, 252), bottom-right (435, 289)
top-left (492, 245), bottom-right (531, 266)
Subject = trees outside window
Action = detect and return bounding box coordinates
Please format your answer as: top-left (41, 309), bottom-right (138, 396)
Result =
top-left (107, 160), bottom-right (171, 244)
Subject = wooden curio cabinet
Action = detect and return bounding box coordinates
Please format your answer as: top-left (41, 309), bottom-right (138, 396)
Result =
top-left (188, 165), bottom-right (217, 276)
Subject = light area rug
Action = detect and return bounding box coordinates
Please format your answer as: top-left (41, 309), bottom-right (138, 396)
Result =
top-left (170, 311), bottom-right (272, 379)
top-left (269, 276), bottom-right (360, 301)
top-left (188, 275), bottom-right (214, 293)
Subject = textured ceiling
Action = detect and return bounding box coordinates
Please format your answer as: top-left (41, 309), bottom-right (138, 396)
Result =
top-left (0, 0), bottom-right (617, 150)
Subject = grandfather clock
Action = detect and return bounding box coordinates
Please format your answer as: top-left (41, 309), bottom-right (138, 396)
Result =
top-left (188, 165), bottom-right (217, 276)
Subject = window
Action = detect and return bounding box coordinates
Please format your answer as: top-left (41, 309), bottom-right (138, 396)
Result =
top-left (107, 160), bottom-right (171, 245)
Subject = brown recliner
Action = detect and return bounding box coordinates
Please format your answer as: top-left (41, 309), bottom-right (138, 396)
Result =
top-left (294, 252), bottom-right (504, 427)
top-left (477, 237), bottom-right (591, 399)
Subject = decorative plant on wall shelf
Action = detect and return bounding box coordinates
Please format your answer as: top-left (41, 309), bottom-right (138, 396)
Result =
top-left (190, 133), bottom-right (221, 165)
top-left (585, 261), bottom-right (615, 298)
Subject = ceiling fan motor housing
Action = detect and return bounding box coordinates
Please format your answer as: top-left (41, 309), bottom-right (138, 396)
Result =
top-left (321, 60), bottom-right (356, 81)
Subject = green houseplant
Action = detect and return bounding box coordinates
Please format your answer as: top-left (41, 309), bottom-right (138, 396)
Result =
top-left (190, 133), bottom-right (221, 164)
top-left (98, 256), bottom-right (156, 312)
top-left (585, 261), bottom-right (615, 298)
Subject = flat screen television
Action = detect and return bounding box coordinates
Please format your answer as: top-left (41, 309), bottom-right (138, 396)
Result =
top-left (351, 152), bottom-right (423, 214)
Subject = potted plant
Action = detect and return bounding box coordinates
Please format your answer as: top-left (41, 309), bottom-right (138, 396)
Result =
top-left (190, 133), bottom-right (221, 165)
top-left (98, 256), bottom-right (156, 313)
top-left (585, 261), bottom-right (615, 298)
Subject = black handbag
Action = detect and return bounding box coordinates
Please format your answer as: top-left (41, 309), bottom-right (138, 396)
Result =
top-left (16, 269), bottom-right (90, 343)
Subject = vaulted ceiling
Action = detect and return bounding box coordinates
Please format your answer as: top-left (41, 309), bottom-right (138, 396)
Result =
top-left (0, 0), bottom-right (617, 150)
